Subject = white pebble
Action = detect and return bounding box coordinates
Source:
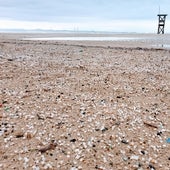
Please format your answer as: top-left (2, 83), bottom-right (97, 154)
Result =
top-left (44, 163), bottom-right (52, 169)
top-left (130, 155), bottom-right (139, 160)
top-left (70, 167), bottom-right (78, 170)
top-left (32, 165), bottom-right (40, 170)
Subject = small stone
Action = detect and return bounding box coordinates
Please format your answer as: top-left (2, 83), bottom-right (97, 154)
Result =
top-left (100, 99), bottom-right (106, 104)
top-left (109, 162), bottom-right (113, 166)
top-left (56, 95), bottom-right (60, 99)
top-left (2, 100), bottom-right (8, 104)
top-left (3, 122), bottom-right (8, 126)
top-left (142, 87), bottom-right (145, 91)
top-left (122, 156), bottom-right (128, 161)
top-left (26, 132), bottom-right (33, 139)
top-left (101, 127), bottom-right (108, 132)
top-left (38, 143), bottom-right (57, 153)
top-left (44, 163), bottom-right (53, 169)
top-left (70, 139), bottom-right (76, 142)
top-left (33, 165), bottom-right (40, 170)
top-left (157, 131), bottom-right (162, 136)
top-left (141, 150), bottom-right (145, 155)
top-left (121, 139), bottom-right (129, 144)
top-left (148, 164), bottom-right (155, 170)
top-left (130, 155), bottom-right (139, 160)
top-left (95, 165), bottom-right (99, 169)
top-left (70, 167), bottom-right (78, 170)
top-left (81, 111), bottom-right (86, 115)
top-left (7, 58), bottom-right (14, 61)
top-left (4, 107), bottom-right (10, 111)
top-left (138, 162), bottom-right (142, 167)
top-left (15, 131), bottom-right (24, 138)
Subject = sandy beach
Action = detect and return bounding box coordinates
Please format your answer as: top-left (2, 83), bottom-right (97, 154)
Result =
top-left (0, 33), bottom-right (170, 170)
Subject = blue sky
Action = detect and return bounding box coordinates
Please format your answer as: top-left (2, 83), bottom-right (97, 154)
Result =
top-left (0, 0), bottom-right (170, 32)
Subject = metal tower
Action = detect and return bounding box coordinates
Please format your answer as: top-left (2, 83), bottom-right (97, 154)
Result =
top-left (157, 14), bottom-right (167, 34)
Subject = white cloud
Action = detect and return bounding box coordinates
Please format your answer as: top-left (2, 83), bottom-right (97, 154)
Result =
top-left (0, 0), bottom-right (170, 33)
top-left (0, 0), bottom-right (170, 22)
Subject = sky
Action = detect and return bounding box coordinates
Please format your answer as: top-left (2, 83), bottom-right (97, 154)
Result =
top-left (0, 0), bottom-right (170, 33)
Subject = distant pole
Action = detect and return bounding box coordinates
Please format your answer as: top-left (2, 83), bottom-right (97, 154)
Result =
top-left (157, 14), bottom-right (167, 34)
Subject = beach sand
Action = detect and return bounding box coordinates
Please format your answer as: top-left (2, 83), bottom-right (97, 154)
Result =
top-left (0, 33), bottom-right (170, 170)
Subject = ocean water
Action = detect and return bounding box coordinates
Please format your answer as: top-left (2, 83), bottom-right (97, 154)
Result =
top-left (24, 36), bottom-right (142, 41)
top-left (22, 33), bottom-right (170, 49)
top-left (153, 44), bottom-right (170, 48)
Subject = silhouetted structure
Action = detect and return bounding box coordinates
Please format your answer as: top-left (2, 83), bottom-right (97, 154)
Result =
top-left (157, 14), bottom-right (167, 34)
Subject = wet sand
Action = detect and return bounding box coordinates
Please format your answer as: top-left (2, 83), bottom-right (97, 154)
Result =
top-left (0, 33), bottom-right (170, 170)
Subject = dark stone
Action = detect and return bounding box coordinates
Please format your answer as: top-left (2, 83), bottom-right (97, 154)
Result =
top-left (95, 165), bottom-right (99, 169)
top-left (2, 100), bottom-right (7, 104)
top-left (101, 127), bottom-right (108, 132)
top-left (70, 139), bottom-right (76, 142)
top-left (3, 155), bottom-right (8, 159)
top-left (16, 133), bottom-right (24, 138)
top-left (141, 150), bottom-right (145, 155)
top-left (8, 58), bottom-right (14, 61)
top-left (81, 112), bottom-right (86, 115)
top-left (121, 139), bottom-right (129, 144)
top-left (149, 164), bottom-right (156, 170)
top-left (100, 99), bottom-right (106, 103)
top-left (56, 95), bottom-right (60, 100)
top-left (138, 162), bottom-right (142, 167)
top-left (109, 162), bottom-right (113, 166)
top-left (142, 87), bottom-right (145, 91)
top-left (157, 131), bottom-right (162, 136)
top-left (3, 122), bottom-right (8, 126)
